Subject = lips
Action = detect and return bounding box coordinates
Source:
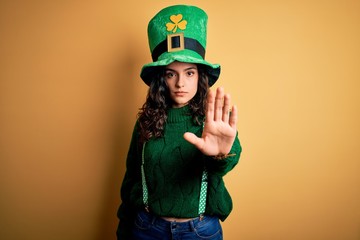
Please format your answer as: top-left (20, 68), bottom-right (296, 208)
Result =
top-left (174, 91), bottom-right (187, 96)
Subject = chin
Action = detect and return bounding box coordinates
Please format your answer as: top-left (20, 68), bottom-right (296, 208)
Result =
top-left (173, 102), bottom-right (189, 108)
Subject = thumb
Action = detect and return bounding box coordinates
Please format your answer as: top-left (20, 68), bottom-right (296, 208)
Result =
top-left (183, 132), bottom-right (204, 150)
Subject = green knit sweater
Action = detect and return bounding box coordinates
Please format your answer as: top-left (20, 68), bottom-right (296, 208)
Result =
top-left (117, 105), bottom-right (241, 239)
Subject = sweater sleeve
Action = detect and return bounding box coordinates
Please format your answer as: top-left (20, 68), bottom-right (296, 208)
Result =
top-left (204, 132), bottom-right (242, 176)
top-left (116, 122), bottom-right (141, 240)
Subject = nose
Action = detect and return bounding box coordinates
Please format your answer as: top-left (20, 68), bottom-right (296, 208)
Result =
top-left (175, 74), bottom-right (185, 88)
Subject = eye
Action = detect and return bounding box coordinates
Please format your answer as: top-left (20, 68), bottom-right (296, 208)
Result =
top-left (186, 70), bottom-right (196, 77)
top-left (165, 71), bottom-right (176, 79)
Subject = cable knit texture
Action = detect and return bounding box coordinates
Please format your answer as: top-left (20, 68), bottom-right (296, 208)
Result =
top-left (117, 105), bottom-right (242, 239)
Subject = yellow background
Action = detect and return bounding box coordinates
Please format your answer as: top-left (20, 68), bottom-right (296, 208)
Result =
top-left (1, 0), bottom-right (359, 239)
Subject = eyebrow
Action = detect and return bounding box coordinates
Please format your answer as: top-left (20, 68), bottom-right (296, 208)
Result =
top-left (165, 66), bottom-right (198, 72)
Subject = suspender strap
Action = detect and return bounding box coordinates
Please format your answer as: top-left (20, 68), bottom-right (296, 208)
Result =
top-left (141, 142), bottom-right (208, 216)
top-left (141, 142), bottom-right (149, 209)
top-left (198, 168), bottom-right (208, 216)
top-left (198, 121), bottom-right (208, 216)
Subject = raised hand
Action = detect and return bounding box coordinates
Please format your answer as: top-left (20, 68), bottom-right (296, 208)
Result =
top-left (184, 87), bottom-right (238, 157)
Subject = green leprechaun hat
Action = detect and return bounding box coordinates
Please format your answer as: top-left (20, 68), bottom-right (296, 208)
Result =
top-left (140, 5), bottom-right (221, 86)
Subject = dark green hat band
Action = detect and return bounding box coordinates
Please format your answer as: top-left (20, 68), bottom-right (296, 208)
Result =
top-left (152, 36), bottom-right (205, 61)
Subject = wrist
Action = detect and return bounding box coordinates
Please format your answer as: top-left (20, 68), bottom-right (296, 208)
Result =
top-left (211, 153), bottom-right (236, 160)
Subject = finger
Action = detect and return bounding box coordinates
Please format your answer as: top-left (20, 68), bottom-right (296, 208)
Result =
top-left (222, 93), bottom-right (231, 122)
top-left (205, 89), bottom-right (215, 123)
top-left (214, 87), bottom-right (224, 121)
top-left (229, 105), bottom-right (238, 129)
top-left (184, 132), bottom-right (205, 150)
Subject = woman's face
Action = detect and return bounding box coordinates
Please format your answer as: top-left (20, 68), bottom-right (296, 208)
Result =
top-left (164, 61), bottom-right (199, 108)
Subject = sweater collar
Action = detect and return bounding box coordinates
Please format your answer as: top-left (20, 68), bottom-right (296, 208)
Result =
top-left (166, 105), bottom-right (192, 123)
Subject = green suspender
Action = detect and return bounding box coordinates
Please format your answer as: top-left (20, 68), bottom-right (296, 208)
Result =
top-left (198, 167), bottom-right (208, 217)
top-left (141, 142), bottom-right (149, 211)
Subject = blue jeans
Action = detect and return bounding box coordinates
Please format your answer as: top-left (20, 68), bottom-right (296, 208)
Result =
top-left (132, 210), bottom-right (223, 240)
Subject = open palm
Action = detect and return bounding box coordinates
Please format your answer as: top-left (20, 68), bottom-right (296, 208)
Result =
top-left (184, 87), bottom-right (238, 156)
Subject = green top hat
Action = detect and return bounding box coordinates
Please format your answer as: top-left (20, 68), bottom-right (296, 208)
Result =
top-left (140, 5), bottom-right (221, 86)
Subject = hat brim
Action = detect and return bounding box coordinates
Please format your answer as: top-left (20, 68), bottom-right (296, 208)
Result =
top-left (140, 50), bottom-right (220, 86)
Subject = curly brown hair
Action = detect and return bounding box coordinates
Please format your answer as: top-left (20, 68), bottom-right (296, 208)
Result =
top-left (137, 64), bottom-right (209, 144)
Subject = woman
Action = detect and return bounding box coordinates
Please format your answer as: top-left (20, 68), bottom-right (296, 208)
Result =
top-left (117, 5), bottom-right (242, 240)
